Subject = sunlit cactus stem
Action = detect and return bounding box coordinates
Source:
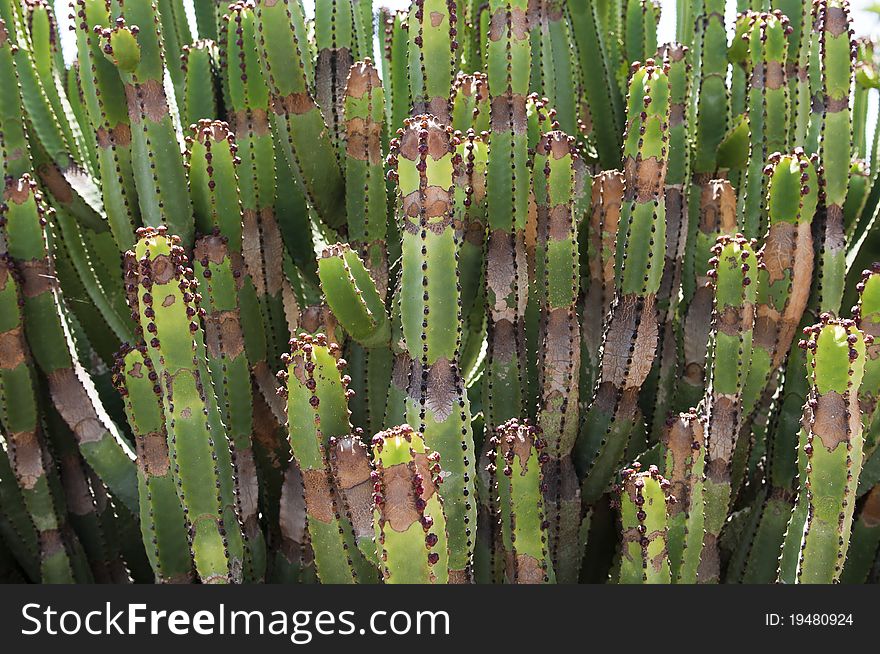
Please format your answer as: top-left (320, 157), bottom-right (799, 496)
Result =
top-left (113, 344), bottom-right (193, 583)
top-left (488, 419), bottom-right (555, 583)
top-left (615, 463), bottom-right (674, 584)
top-left (99, 0), bottom-right (194, 246)
top-left (280, 334), bottom-right (377, 584)
top-left (253, 0), bottom-right (345, 230)
top-left (408, 0), bottom-right (457, 124)
top-left (854, 265), bottom-right (880, 460)
top-left (129, 227), bottom-right (245, 583)
top-left (1, 175), bottom-right (138, 513)
top-left (371, 425), bottom-right (448, 584)
top-left (793, 318), bottom-right (866, 583)
top-left (180, 39), bottom-right (219, 128)
top-left (450, 72), bottom-right (489, 134)
top-left (575, 60), bottom-right (670, 506)
top-left (698, 234), bottom-right (759, 583)
top-left (660, 410), bottom-right (706, 583)
top-left (738, 11), bottom-right (791, 239)
top-left (388, 115), bottom-right (476, 582)
top-left (812, 0), bottom-right (855, 316)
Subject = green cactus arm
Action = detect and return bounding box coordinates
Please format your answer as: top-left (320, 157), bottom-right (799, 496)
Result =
top-left (180, 40), bottom-right (219, 127)
top-left (691, 0), bottom-right (729, 176)
top-left (0, 18), bottom-right (32, 180)
top-left (737, 11), bottom-right (791, 239)
top-left (773, 1), bottom-right (813, 144)
top-left (314, 0), bottom-right (356, 158)
top-left (852, 40), bottom-right (877, 161)
top-left (407, 0), bottom-right (457, 123)
top-left (566, 0), bottom-right (624, 168)
top-left (646, 42), bottom-right (690, 440)
top-left (576, 61), bottom-right (669, 506)
top-left (615, 463), bottom-right (673, 584)
top-left (855, 265), bottom-right (880, 459)
top-left (253, 0), bottom-right (345, 230)
top-left (193, 0), bottom-right (220, 40)
top-left (795, 318), bottom-right (866, 583)
top-left (99, 2), bottom-right (194, 246)
top-left (450, 72), bottom-right (489, 134)
top-left (155, 0), bottom-right (191, 104)
top-left (318, 244), bottom-right (390, 349)
top-left (280, 334), bottom-right (377, 584)
top-left (71, 0), bottom-right (141, 253)
top-left (1, 175), bottom-right (138, 513)
top-left (371, 425), bottom-right (448, 583)
top-left (380, 10), bottom-right (411, 137)
top-left (389, 116), bottom-right (477, 582)
top-left (350, 0), bottom-right (373, 61)
top-left (660, 410), bottom-right (705, 583)
top-left (344, 59), bottom-right (388, 294)
top-left (843, 159), bottom-right (870, 239)
top-left (532, 131), bottom-right (582, 581)
top-left (193, 234), bottom-right (267, 582)
top-left (112, 344), bottom-right (193, 583)
top-left (813, 0), bottom-right (855, 317)
top-left (531, 1), bottom-right (577, 135)
top-left (130, 227), bottom-right (245, 583)
top-left (699, 234), bottom-right (759, 583)
top-left (742, 150), bottom-right (818, 422)
top-left (0, 257), bottom-right (84, 583)
top-left (623, 0), bottom-right (660, 70)
top-left (219, 4), bottom-right (290, 369)
top-left (488, 419), bottom-right (555, 583)
top-left (676, 179), bottom-right (738, 414)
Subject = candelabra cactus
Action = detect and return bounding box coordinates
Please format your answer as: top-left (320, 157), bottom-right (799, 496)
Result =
top-left (0, 0), bottom-right (879, 586)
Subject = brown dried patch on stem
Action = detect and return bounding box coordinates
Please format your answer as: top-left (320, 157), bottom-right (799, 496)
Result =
top-left (811, 390), bottom-right (851, 451)
top-left (125, 79), bottom-right (170, 123)
top-left (136, 431), bottom-right (170, 477)
top-left (47, 368), bottom-right (109, 445)
top-left (242, 207), bottom-right (283, 296)
top-left (623, 155), bottom-right (666, 203)
top-left (301, 468), bottom-right (335, 524)
top-left (600, 294), bottom-right (659, 389)
top-left (270, 92), bottom-right (317, 116)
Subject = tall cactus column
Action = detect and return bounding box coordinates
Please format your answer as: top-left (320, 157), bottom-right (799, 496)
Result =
top-left (129, 227), bottom-right (245, 583)
top-left (388, 116), bottom-right (476, 582)
top-left (99, 0), bottom-right (193, 246)
top-left (699, 235), bottom-right (759, 583)
top-left (793, 318), bottom-right (867, 583)
top-left (533, 131), bottom-right (581, 582)
top-left (484, 0), bottom-right (531, 431)
top-left (575, 60), bottom-right (670, 506)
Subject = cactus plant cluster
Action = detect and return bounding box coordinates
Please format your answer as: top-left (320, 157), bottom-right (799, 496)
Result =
top-left (1, 0), bottom-right (880, 584)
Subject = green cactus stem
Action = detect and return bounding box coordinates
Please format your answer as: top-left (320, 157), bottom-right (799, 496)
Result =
top-left (583, 170), bottom-right (624, 393)
top-left (773, 0), bottom-right (813, 143)
top-left (128, 226), bottom-right (245, 583)
top-left (660, 409), bottom-right (706, 583)
top-left (253, 0), bottom-right (345, 230)
top-left (698, 234), bottom-right (759, 583)
top-left (380, 9), bottom-right (411, 138)
top-left (812, 0), bottom-right (855, 316)
top-left (71, 0), bottom-right (141, 253)
top-left (388, 115), bottom-right (477, 582)
top-left (792, 317), bottom-right (866, 583)
top-left (220, 3), bottom-right (290, 372)
top-left (408, 0), bottom-right (457, 123)
top-left (487, 419), bottom-right (554, 583)
top-left (180, 39), bottom-right (220, 128)
top-left (575, 60), bottom-right (670, 506)
top-left (279, 333), bottom-right (377, 584)
top-left (531, 1), bottom-right (577, 134)
top-left (646, 42), bottom-right (690, 439)
top-left (98, 1), bottom-right (193, 246)
top-left (193, 233), bottom-right (266, 582)
top-left (450, 72), bottom-right (489, 134)
top-left (371, 424), bottom-right (448, 583)
top-left (738, 11), bottom-right (791, 239)
top-left (854, 264), bottom-right (880, 461)
top-left (532, 130), bottom-right (581, 581)
top-left (676, 179), bottom-right (738, 413)
top-left (315, 0), bottom-right (356, 157)
top-left (112, 344), bottom-right (193, 583)
top-left (566, 0), bottom-right (624, 168)
top-left (691, 0), bottom-right (729, 179)
top-left (0, 255), bottom-right (85, 583)
top-left (614, 462), bottom-right (674, 584)
top-left (156, 0), bottom-right (192, 105)
top-left (1, 175), bottom-right (138, 513)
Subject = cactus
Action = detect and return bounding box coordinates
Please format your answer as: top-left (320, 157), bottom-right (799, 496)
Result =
top-left (371, 424), bottom-right (448, 583)
top-left (614, 462), bottom-right (673, 584)
top-left (488, 419), bottom-right (554, 583)
top-left (0, 0), bottom-right (878, 586)
top-left (575, 60), bottom-right (670, 505)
